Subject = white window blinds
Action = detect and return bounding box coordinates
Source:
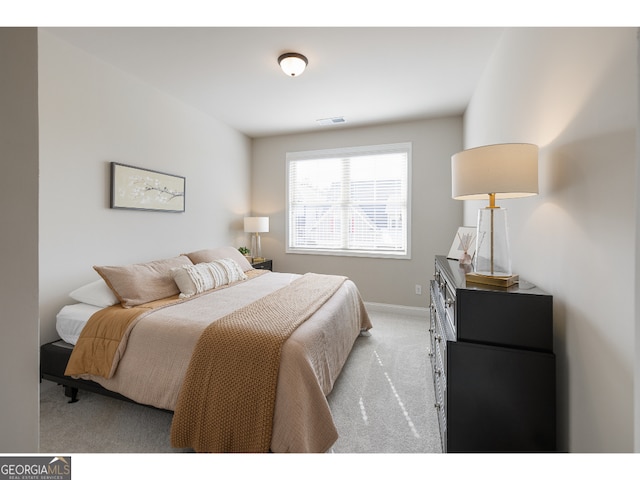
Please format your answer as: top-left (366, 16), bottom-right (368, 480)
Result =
top-left (286, 143), bottom-right (411, 258)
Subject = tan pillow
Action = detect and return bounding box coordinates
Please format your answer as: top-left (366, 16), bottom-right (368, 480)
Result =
top-left (94, 255), bottom-right (193, 308)
top-left (185, 246), bottom-right (253, 272)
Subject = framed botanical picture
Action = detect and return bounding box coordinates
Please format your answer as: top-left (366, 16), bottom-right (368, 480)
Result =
top-left (447, 226), bottom-right (477, 262)
top-left (110, 162), bottom-right (185, 212)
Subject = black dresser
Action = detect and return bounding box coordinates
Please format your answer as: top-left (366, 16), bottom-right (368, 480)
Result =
top-left (429, 255), bottom-right (556, 452)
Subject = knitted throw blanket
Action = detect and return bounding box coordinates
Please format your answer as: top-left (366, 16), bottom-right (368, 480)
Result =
top-left (170, 272), bottom-right (347, 453)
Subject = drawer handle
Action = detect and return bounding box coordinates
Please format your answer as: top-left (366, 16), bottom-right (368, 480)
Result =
top-left (428, 351), bottom-right (434, 358)
top-left (434, 403), bottom-right (442, 410)
top-left (445, 298), bottom-right (454, 308)
top-left (434, 368), bottom-right (442, 376)
top-left (435, 335), bottom-right (442, 343)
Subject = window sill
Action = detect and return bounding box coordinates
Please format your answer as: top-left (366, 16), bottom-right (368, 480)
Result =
top-left (286, 248), bottom-right (410, 260)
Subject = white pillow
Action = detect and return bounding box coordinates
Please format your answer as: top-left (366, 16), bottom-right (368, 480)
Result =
top-left (171, 258), bottom-right (248, 298)
top-left (69, 279), bottom-right (119, 307)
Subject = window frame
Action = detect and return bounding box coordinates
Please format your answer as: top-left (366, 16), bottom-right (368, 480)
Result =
top-left (285, 142), bottom-right (412, 259)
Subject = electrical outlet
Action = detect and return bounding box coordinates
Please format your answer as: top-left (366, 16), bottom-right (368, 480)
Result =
top-left (415, 284), bottom-right (422, 295)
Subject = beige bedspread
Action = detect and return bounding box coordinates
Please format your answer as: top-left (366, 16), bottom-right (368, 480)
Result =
top-left (75, 271), bottom-right (371, 453)
top-left (171, 273), bottom-right (347, 452)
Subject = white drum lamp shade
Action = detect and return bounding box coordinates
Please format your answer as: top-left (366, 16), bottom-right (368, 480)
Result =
top-left (244, 217), bottom-right (269, 234)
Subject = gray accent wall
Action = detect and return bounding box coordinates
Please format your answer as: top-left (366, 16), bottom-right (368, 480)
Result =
top-left (0, 28), bottom-right (40, 453)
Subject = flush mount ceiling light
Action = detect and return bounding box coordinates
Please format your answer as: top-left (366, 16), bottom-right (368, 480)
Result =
top-left (278, 52), bottom-right (308, 77)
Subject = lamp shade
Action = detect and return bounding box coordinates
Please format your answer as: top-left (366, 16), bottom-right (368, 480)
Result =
top-left (244, 217), bottom-right (269, 233)
top-left (451, 143), bottom-right (539, 279)
top-left (452, 143), bottom-right (538, 201)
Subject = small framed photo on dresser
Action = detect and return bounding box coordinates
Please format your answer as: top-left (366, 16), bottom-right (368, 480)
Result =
top-left (447, 226), bottom-right (477, 263)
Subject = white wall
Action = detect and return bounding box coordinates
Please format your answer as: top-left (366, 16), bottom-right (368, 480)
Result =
top-left (0, 28), bottom-right (40, 453)
top-left (251, 117), bottom-right (463, 308)
top-left (38, 30), bottom-right (252, 344)
top-left (463, 27), bottom-right (637, 452)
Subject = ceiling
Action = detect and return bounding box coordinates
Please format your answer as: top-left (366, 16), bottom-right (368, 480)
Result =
top-left (44, 27), bottom-right (505, 138)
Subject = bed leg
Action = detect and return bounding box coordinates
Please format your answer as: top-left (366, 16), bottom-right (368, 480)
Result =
top-left (64, 385), bottom-right (79, 403)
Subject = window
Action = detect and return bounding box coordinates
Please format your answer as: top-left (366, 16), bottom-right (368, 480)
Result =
top-left (286, 142), bottom-right (411, 258)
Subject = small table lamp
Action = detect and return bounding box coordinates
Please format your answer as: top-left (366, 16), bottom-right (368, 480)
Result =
top-left (451, 143), bottom-right (538, 285)
top-left (244, 216), bottom-right (269, 262)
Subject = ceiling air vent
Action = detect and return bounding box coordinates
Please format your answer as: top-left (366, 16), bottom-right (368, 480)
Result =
top-left (316, 117), bottom-right (346, 126)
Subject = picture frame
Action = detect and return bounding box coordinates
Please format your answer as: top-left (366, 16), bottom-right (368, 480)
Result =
top-left (447, 226), bottom-right (477, 262)
top-left (110, 162), bottom-right (185, 212)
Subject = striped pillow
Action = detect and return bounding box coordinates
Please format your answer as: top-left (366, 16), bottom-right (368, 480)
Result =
top-left (170, 258), bottom-right (248, 298)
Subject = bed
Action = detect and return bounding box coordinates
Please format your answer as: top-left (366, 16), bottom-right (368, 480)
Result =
top-left (40, 246), bottom-right (371, 453)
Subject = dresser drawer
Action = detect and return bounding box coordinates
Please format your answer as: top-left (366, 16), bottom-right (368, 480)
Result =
top-left (433, 362), bottom-right (447, 451)
top-left (434, 262), bottom-right (457, 336)
top-left (429, 281), bottom-right (451, 452)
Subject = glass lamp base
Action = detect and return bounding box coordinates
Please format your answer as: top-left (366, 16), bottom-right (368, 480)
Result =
top-left (474, 206), bottom-right (512, 277)
top-left (251, 233), bottom-right (262, 260)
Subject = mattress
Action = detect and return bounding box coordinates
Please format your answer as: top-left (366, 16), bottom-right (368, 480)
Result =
top-left (56, 303), bottom-right (102, 345)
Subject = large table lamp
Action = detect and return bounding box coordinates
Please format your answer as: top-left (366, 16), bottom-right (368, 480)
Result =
top-left (244, 216), bottom-right (269, 262)
top-left (451, 143), bottom-right (538, 285)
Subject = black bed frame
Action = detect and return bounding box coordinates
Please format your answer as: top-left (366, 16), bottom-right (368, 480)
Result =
top-left (40, 339), bottom-right (136, 405)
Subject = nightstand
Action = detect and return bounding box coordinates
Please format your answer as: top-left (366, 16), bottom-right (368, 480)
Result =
top-left (251, 259), bottom-right (272, 271)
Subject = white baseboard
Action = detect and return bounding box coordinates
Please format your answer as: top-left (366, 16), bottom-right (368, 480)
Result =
top-left (364, 302), bottom-right (429, 318)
